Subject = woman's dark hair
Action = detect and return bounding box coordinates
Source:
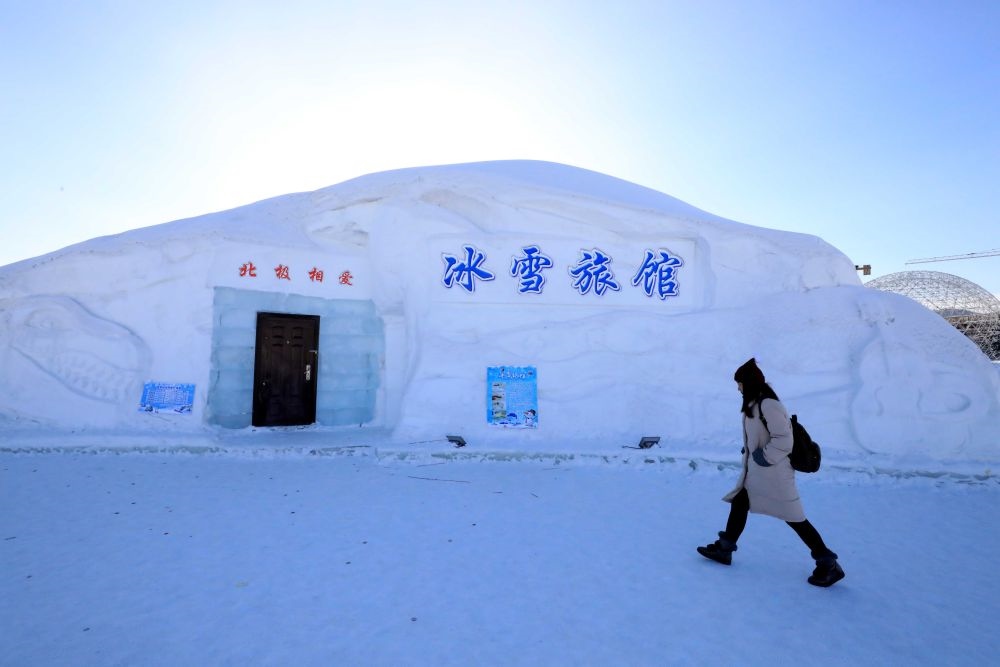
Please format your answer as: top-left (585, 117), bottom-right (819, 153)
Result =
top-left (734, 358), bottom-right (779, 417)
top-left (741, 381), bottom-right (779, 417)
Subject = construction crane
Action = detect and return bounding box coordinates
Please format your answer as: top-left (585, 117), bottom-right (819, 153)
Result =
top-left (906, 249), bottom-right (1000, 265)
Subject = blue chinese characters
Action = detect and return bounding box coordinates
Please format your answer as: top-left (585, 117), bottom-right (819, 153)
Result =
top-left (510, 245), bottom-right (554, 294)
top-left (632, 248), bottom-right (684, 299)
top-left (442, 244), bottom-right (683, 299)
top-left (569, 248), bottom-right (620, 296)
top-left (442, 245), bottom-right (495, 293)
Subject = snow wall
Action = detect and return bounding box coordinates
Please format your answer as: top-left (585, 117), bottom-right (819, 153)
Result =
top-left (1, 161), bottom-right (998, 461)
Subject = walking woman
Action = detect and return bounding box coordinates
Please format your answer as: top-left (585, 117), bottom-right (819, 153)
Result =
top-left (697, 358), bottom-right (845, 587)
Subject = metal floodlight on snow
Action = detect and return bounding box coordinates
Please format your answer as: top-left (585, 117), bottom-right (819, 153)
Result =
top-left (638, 436), bottom-right (660, 449)
top-left (446, 435), bottom-right (467, 447)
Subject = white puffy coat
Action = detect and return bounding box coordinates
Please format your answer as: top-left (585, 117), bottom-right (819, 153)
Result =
top-left (722, 397), bottom-right (806, 522)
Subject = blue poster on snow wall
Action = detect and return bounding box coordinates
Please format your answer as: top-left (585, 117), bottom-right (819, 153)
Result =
top-left (138, 382), bottom-right (195, 414)
top-left (486, 366), bottom-right (537, 428)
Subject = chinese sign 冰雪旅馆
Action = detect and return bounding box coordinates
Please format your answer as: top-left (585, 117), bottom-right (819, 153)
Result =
top-left (442, 245), bottom-right (685, 299)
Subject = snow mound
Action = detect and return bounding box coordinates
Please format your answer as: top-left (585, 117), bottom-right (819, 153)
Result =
top-left (1, 161), bottom-right (997, 462)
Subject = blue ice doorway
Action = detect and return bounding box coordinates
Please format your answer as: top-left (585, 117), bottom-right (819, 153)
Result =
top-left (208, 287), bottom-right (383, 429)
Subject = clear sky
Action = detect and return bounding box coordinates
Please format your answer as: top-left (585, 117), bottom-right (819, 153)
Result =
top-left (2, 0), bottom-right (998, 294)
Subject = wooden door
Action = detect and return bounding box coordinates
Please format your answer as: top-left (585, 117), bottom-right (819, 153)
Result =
top-left (252, 313), bottom-right (319, 426)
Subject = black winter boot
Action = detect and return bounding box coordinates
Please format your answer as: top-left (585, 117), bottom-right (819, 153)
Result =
top-left (808, 553), bottom-right (845, 587)
top-left (697, 532), bottom-right (738, 566)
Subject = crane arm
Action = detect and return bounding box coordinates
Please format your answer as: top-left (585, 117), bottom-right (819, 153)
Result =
top-left (906, 249), bottom-right (1000, 264)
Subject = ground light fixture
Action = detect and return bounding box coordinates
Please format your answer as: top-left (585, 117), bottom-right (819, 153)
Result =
top-left (446, 435), bottom-right (467, 447)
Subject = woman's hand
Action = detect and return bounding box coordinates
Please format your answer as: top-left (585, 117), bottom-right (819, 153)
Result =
top-left (752, 447), bottom-right (772, 467)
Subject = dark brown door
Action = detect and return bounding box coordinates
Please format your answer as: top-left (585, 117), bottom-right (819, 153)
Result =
top-left (252, 313), bottom-right (319, 427)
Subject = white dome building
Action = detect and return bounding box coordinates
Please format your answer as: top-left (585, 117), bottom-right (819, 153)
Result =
top-left (866, 271), bottom-right (1000, 361)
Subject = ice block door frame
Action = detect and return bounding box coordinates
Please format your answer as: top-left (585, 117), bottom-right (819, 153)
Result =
top-left (252, 312), bottom-right (320, 426)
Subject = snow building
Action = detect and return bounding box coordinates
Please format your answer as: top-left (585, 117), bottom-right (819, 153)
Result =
top-left (1, 161), bottom-right (998, 460)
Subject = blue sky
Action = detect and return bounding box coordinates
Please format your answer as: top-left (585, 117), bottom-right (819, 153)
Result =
top-left (2, 0), bottom-right (997, 294)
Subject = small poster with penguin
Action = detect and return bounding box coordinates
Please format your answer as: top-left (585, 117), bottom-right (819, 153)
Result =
top-left (486, 366), bottom-right (537, 428)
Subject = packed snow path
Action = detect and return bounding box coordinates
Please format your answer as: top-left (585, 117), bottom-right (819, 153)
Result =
top-left (3, 452), bottom-right (998, 666)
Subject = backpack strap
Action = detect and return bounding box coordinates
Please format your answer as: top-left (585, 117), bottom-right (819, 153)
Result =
top-left (757, 399), bottom-right (769, 433)
top-left (757, 399), bottom-right (799, 465)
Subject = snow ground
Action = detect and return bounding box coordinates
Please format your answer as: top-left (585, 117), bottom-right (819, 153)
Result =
top-left (4, 446), bottom-right (999, 666)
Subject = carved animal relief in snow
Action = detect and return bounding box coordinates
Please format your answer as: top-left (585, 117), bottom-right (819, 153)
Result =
top-left (0, 296), bottom-right (151, 413)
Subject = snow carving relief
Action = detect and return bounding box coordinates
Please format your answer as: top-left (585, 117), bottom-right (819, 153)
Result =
top-left (0, 296), bottom-right (152, 414)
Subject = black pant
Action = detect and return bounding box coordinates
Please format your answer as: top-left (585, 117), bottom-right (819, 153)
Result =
top-left (724, 488), bottom-right (833, 559)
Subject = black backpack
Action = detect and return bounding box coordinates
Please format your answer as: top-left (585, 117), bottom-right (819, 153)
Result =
top-left (757, 403), bottom-right (822, 473)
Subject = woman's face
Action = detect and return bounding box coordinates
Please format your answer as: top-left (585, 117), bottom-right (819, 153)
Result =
top-left (736, 381), bottom-right (744, 394)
